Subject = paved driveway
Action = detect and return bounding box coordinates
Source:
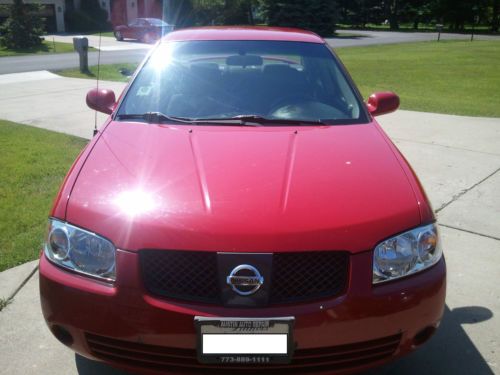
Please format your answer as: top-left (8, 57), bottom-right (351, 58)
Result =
top-left (0, 72), bottom-right (499, 375)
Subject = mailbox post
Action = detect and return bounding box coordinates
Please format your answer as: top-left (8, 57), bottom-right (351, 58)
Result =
top-left (73, 37), bottom-right (89, 73)
top-left (436, 24), bottom-right (443, 42)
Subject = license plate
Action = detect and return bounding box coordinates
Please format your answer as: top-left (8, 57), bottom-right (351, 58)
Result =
top-left (195, 316), bottom-right (294, 365)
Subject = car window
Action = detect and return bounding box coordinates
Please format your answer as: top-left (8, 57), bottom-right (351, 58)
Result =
top-left (148, 18), bottom-right (168, 27)
top-left (117, 41), bottom-right (368, 124)
top-left (128, 19), bottom-right (139, 27)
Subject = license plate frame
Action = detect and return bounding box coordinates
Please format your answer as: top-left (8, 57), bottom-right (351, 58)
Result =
top-left (194, 316), bottom-right (295, 365)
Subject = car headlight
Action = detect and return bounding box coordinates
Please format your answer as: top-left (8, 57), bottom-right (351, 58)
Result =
top-left (44, 219), bottom-right (116, 282)
top-left (373, 223), bottom-right (442, 284)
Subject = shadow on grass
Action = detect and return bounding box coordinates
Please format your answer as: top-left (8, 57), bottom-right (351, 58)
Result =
top-left (1, 44), bottom-right (51, 55)
top-left (75, 304), bottom-right (493, 375)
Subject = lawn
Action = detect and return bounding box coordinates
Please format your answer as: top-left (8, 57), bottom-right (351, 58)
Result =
top-left (56, 63), bottom-right (138, 82)
top-left (90, 31), bottom-right (116, 38)
top-left (0, 120), bottom-right (88, 271)
top-left (0, 40), bottom-right (79, 57)
top-left (336, 40), bottom-right (500, 117)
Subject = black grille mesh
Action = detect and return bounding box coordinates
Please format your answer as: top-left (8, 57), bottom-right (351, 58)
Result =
top-left (140, 251), bottom-right (349, 305)
top-left (140, 250), bottom-right (220, 304)
top-left (271, 252), bottom-right (349, 304)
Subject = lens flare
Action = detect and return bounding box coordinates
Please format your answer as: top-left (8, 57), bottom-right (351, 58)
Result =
top-left (114, 189), bottom-right (156, 218)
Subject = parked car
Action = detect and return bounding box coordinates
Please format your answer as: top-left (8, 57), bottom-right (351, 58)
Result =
top-left (40, 27), bottom-right (446, 374)
top-left (114, 17), bottom-right (174, 43)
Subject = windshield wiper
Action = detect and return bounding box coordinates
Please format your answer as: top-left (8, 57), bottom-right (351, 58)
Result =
top-left (191, 115), bottom-right (325, 126)
top-left (116, 112), bottom-right (195, 124)
top-left (116, 113), bottom-right (327, 126)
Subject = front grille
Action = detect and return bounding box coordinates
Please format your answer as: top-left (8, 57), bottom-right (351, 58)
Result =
top-left (86, 332), bottom-right (401, 373)
top-left (271, 252), bottom-right (349, 304)
top-left (140, 250), bottom-right (220, 304)
top-left (140, 250), bottom-right (349, 305)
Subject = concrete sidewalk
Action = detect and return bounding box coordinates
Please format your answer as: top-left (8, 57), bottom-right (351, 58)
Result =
top-left (0, 71), bottom-right (126, 139)
top-left (0, 72), bottom-right (499, 374)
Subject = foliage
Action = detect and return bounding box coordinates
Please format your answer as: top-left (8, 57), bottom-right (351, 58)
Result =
top-left (65, 0), bottom-right (110, 32)
top-left (260, 0), bottom-right (338, 36)
top-left (335, 0), bottom-right (499, 32)
top-left (0, 0), bottom-right (44, 49)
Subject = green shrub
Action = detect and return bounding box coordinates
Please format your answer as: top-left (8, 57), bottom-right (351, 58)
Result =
top-left (0, 0), bottom-right (45, 49)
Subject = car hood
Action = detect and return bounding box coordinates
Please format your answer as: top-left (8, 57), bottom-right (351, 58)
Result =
top-left (65, 121), bottom-right (421, 253)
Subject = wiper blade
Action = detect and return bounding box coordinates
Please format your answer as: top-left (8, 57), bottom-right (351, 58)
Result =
top-left (192, 115), bottom-right (325, 125)
top-left (116, 112), bottom-right (195, 124)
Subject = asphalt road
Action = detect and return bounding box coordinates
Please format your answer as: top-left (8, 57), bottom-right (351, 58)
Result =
top-left (328, 29), bottom-right (500, 47)
top-left (0, 49), bottom-right (148, 74)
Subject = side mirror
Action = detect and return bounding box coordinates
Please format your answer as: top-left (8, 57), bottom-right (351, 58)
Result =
top-left (367, 92), bottom-right (400, 117)
top-left (86, 88), bottom-right (116, 115)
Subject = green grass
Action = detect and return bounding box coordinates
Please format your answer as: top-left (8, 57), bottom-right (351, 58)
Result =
top-left (0, 120), bottom-right (88, 271)
top-left (0, 40), bottom-right (82, 57)
top-left (90, 31), bottom-right (116, 38)
top-left (55, 63), bottom-right (138, 82)
top-left (337, 40), bottom-right (500, 117)
top-left (0, 297), bottom-right (11, 312)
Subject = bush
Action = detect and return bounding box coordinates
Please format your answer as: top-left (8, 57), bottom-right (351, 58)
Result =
top-left (261, 0), bottom-right (338, 36)
top-left (0, 0), bottom-right (45, 49)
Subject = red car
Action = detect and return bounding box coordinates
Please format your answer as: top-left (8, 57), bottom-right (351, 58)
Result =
top-left (114, 17), bottom-right (174, 43)
top-left (40, 27), bottom-right (446, 374)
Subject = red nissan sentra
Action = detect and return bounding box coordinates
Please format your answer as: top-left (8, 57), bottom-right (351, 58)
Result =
top-left (40, 27), bottom-right (446, 374)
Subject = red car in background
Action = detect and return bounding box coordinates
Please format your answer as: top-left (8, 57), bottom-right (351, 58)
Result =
top-left (114, 17), bottom-right (174, 43)
top-left (40, 27), bottom-right (446, 374)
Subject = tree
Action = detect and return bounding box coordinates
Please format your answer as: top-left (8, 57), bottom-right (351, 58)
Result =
top-left (337, 0), bottom-right (384, 27)
top-left (383, 0), bottom-right (400, 30)
top-left (261, 0), bottom-right (338, 36)
top-left (165, 0), bottom-right (195, 27)
top-left (492, 0), bottom-right (499, 32)
top-left (65, 0), bottom-right (109, 32)
top-left (0, 0), bottom-right (45, 49)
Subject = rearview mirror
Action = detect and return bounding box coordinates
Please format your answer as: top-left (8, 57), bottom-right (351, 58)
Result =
top-left (86, 88), bottom-right (116, 115)
top-left (367, 92), bottom-right (399, 117)
top-left (226, 54), bottom-right (263, 67)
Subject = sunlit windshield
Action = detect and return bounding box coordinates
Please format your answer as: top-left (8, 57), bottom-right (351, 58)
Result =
top-left (117, 40), bottom-right (367, 124)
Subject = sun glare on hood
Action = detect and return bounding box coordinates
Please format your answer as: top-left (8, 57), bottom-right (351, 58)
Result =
top-left (114, 189), bottom-right (157, 218)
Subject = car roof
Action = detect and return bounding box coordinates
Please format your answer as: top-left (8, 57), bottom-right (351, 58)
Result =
top-left (161, 27), bottom-right (324, 44)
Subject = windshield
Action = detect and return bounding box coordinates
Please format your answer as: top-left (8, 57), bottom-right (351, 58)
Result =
top-left (117, 41), bottom-right (368, 124)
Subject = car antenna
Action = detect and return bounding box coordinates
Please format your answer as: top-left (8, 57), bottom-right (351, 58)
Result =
top-left (93, 30), bottom-right (103, 137)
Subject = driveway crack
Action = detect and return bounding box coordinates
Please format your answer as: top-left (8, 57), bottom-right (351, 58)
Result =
top-left (439, 224), bottom-right (500, 242)
top-left (435, 167), bottom-right (500, 213)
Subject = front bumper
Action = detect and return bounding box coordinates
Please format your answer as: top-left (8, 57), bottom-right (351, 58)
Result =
top-left (39, 250), bottom-right (446, 374)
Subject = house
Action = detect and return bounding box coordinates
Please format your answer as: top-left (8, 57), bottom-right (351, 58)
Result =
top-left (0, 0), bottom-right (163, 33)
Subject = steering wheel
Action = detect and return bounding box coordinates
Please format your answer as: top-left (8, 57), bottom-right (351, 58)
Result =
top-left (267, 93), bottom-right (315, 115)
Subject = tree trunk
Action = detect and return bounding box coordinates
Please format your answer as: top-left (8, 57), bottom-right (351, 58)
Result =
top-left (247, 0), bottom-right (254, 25)
top-left (492, 0), bottom-right (499, 32)
top-left (388, 0), bottom-right (399, 30)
